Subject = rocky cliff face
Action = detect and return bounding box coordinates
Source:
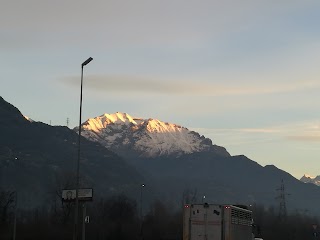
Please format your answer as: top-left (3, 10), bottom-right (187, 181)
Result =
top-left (76, 112), bottom-right (230, 158)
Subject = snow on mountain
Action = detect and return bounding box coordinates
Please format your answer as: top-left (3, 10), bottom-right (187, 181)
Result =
top-left (300, 174), bottom-right (320, 186)
top-left (76, 112), bottom-right (230, 158)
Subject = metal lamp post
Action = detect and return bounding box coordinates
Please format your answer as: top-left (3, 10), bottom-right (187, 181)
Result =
top-left (74, 57), bottom-right (93, 240)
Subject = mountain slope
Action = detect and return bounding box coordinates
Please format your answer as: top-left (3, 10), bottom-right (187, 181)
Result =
top-left (4, 98), bottom-right (320, 215)
top-left (0, 97), bottom-right (144, 208)
top-left (77, 112), bottom-right (229, 158)
top-left (76, 111), bottom-right (320, 215)
top-left (128, 152), bottom-right (320, 214)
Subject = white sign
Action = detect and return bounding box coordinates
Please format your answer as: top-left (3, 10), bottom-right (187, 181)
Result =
top-left (62, 188), bottom-right (93, 202)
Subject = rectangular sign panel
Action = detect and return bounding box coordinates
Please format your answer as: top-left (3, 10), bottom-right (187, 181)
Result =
top-left (62, 188), bottom-right (93, 202)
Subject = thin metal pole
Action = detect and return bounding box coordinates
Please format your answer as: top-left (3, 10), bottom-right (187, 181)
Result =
top-left (13, 191), bottom-right (17, 240)
top-left (140, 186), bottom-right (142, 224)
top-left (140, 184), bottom-right (145, 239)
top-left (74, 66), bottom-right (84, 240)
top-left (73, 57), bottom-right (92, 240)
top-left (82, 204), bottom-right (86, 240)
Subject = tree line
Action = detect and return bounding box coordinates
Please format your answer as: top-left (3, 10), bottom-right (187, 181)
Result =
top-left (0, 190), bottom-right (319, 240)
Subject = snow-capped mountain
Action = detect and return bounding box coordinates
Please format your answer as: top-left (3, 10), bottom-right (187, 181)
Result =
top-left (5, 96), bottom-right (320, 216)
top-left (300, 174), bottom-right (320, 186)
top-left (76, 112), bottom-right (230, 158)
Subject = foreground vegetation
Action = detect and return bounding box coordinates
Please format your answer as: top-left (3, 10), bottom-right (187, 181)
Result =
top-left (0, 190), bottom-right (318, 240)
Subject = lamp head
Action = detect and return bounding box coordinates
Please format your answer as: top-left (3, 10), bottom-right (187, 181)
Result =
top-left (82, 57), bottom-right (93, 67)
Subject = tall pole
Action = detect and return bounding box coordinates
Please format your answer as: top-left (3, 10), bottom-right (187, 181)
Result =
top-left (140, 184), bottom-right (145, 239)
top-left (82, 204), bottom-right (86, 240)
top-left (13, 191), bottom-right (17, 240)
top-left (74, 57), bottom-right (93, 240)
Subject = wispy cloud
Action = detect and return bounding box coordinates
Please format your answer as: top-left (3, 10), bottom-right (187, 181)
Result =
top-left (286, 135), bottom-right (320, 142)
top-left (62, 74), bottom-right (320, 97)
top-left (283, 122), bottom-right (320, 142)
top-left (192, 120), bottom-right (320, 144)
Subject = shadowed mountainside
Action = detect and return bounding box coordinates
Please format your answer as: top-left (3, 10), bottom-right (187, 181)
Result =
top-left (0, 97), bottom-right (144, 208)
top-left (77, 111), bottom-right (320, 215)
top-left (2, 96), bottom-right (320, 216)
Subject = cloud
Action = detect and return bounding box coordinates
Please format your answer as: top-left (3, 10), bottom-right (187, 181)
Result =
top-left (194, 127), bottom-right (281, 134)
top-left (2, 0), bottom-right (318, 51)
top-left (0, 0), bottom-right (240, 49)
top-left (283, 122), bottom-right (320, 142)
top-left (62, 74), bottom-right (320, 97)
top-left (63, 75), bottom-right (183, 94)
top-left (286, 135), bottom-right (320, 142)
top-left (192, 120), bottom-right (320, 145)
top-left (190, 127), bottom-right (281, 149)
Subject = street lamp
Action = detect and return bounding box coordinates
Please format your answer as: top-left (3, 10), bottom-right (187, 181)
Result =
top-left (140, 183), bottom-right (145, 239)
top-left (74, 57), bottom-right (93, 240)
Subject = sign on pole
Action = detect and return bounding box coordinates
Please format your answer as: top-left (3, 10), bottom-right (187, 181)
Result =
top-left (62, 188), bottom-right (93, 202)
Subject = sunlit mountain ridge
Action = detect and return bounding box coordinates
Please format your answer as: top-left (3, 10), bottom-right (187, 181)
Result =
top-left (76, 112), bottom-right (230, 158)
top-left (2, 97), bottom-right (320, 215)
top-left (300, 174), bottom-right (320, 186)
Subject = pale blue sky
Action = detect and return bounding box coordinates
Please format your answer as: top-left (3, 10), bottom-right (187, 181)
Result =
top-left (1, 0), bottom-right (320, 179)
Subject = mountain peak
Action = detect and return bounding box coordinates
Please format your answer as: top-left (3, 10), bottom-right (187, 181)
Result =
top-left (302, 174), bottom-right (314, 179)
top-left (78, 112), bottom-right (230, 158)
top-left (144, 118), bottom-right (183, 134)
top-left (105, 112), bottom-right (136, 124)
top-left (300, 174), bottom-right (320, 186)
top-left (82, 112), bottom-right (139, 133)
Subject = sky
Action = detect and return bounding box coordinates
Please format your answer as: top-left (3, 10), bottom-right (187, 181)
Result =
top-left (1, 0), bottom-right (320, 179)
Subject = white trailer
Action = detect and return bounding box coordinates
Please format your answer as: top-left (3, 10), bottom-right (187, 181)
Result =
top-left (183, 203), bottom-right (253, 240)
